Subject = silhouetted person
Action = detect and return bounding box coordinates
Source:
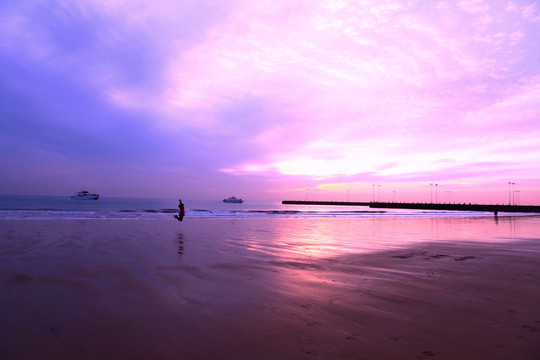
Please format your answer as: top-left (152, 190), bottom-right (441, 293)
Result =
top-left (175, 199), bottom-right (185, 222)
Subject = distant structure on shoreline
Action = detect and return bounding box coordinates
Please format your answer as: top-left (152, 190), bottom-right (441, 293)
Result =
top-left (282, 200), bottom-right (540, 214)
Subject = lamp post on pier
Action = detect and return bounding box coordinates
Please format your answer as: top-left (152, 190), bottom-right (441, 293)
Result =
top-left (435, 184), bottom-right (438, 204)
top-left (430, 183), bottom-right (433, 203)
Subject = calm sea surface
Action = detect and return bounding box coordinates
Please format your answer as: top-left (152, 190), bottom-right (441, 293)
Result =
top-left (0, 194), bottom-right (535, 220)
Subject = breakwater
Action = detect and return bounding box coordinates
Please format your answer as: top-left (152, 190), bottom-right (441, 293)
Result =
top-left (282, 200), bottom-right (371, 206)
top-left (282, 200), bottom-right (540, 213)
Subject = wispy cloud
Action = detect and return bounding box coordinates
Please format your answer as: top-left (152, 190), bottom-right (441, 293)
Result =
top-left (0, 0), bottom-right (539, 201)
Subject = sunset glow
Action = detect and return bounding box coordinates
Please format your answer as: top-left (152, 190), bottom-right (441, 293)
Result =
top-left (1, 0), bottom-right (539, 203)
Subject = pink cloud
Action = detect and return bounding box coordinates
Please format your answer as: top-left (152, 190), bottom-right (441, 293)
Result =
top-left (1, 0), bottom-right (539, 202)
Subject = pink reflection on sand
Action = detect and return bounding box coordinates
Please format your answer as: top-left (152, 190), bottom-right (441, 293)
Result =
top-left (218, 216), bottom-right (540, 293)
top-left (237, 216), bottom-right (540, 262)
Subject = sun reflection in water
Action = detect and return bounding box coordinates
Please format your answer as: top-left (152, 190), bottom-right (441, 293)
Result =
top-left (226, 216), bottom-right (540, 266)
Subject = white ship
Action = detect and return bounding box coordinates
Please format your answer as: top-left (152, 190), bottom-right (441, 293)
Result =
top-left (223, 196), bottom-right (243, 203)
top-left (71, 191), bottom-right (99, 200)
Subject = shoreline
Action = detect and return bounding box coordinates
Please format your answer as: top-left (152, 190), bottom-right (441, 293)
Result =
top-left (1, 218), bottom-right (539, 359)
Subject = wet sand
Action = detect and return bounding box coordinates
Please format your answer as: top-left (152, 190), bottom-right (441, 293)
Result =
top-left (1, 217), bottom-right (539, 359)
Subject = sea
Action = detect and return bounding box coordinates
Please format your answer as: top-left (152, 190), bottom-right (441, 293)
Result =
top-left (0, 194), bottom-right (528, 220)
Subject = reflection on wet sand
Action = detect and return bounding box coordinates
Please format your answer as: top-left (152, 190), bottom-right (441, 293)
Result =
top-left (177, 232), bottom-right (185, 255)
top-left (234, 216), bottom-right (540, 263)
top-left (0, 217), bottom-right (539, 359)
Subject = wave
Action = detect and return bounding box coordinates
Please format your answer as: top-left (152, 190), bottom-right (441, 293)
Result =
top-left (0, 195), bottom-right (511, 220)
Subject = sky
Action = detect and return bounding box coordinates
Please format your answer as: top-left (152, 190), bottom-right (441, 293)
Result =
top-left (1, 0), bottom-right (539, 204)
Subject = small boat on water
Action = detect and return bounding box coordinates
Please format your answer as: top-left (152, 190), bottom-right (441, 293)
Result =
top-left (223, 196), bottom-right (243, 203)
top-left (71, 191), bottom-right (99, 200)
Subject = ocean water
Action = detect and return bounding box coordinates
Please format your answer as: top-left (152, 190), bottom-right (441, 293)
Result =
top-left (0, 194), bottom-right (527, 220)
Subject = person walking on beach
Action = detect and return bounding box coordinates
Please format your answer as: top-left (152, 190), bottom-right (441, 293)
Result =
top-left (175, 199), bottom-right (185, 222)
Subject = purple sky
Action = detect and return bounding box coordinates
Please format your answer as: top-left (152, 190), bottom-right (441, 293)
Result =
top-left (1, 0), bottom-right (539, 203)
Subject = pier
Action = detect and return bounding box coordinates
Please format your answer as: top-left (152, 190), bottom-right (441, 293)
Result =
top-left (282, 200), bottom-right (540, 213)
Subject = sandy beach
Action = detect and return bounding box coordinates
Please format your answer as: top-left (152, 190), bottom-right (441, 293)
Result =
top-left (1, 217), bottom-right (539, 359)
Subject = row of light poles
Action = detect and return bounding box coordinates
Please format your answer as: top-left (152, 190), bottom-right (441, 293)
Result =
top-left (430, 183), bottom-right (438, 203)
top-left (428, 182), bottom-right (522, 205)
top-left (429, 182), bottom-right (523, 205)
top-left (372, 184), bottom-right (381, 202)
top-left (445, 190), bottom-right (452, 203)
top-left (428, 182), bottom-right (524, 205)
top-left (367, 187), bottom-right (399, 202)
top-left (307, 182), bottom-right (523, 204)
top-left (508, 182), bottom-right (514, 205)
top-left (429, 184), bottom-right (453, 204)
top-left (372, 184), bottom-right (384, 202)
top-left (508, 182), bottom-right (522, 205)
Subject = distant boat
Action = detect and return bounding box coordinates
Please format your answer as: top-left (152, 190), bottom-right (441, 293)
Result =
top-left (223, 196), bottom-right (243, 203)
top-left (71, 191), bottom-right (99, 200)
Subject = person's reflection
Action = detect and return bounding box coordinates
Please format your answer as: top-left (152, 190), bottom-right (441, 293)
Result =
top-left (177, 233), bottom-right (185, 255)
